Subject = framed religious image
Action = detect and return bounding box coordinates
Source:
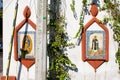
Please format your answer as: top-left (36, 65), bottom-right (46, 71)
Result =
top-left (81, 4), bottom-right (109, 71)
top-left (13, 6), bottom-right (36, 69)
top-left (86, 31), bottom-right (105, 59)
top-left (18, 31), bottom-right (36, 59)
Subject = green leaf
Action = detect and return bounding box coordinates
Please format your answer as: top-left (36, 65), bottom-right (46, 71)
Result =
top-left (82, 0), bottom-right (87, 5)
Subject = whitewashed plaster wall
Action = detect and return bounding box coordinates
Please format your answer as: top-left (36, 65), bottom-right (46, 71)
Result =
top-left (3, 0), bottom-right (120, 80)
top-left (65, 0), bottom-right (120, 80)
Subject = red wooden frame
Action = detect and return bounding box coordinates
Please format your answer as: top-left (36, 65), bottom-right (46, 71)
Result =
top-left (1, 76), bottom-right (16, 80)
top-left (81, 4), bottom-right (109, 71)
top-left (14, 6), bottom-right (36, 69)
top-left (82, 17), bottom-right (109, 61)
top-left (14, 19), bottom-right (36, 61)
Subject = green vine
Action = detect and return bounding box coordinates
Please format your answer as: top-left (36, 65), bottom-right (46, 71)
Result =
top-left (101, 0), bottom-right (120, 71)
top-left (74, 0), bottom-right (87, 39)
top-left (47, 0), bottom-right (77, 79)
top-left (70, 0), bottom-right (78, 20)
top-left (74, 10), bottom-right (84, 38)
top-left (116, 48), bottom-right (120, 71)
top-left (94, 0), bottom-right (120, 72)
top-left (82, 0), bottom-right (87, 5)
top-left (70, 0), bottom-right (75, 12)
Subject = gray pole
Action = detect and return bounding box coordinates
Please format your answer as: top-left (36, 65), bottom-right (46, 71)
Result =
top-left (35, 0), bottom-right (47, 80)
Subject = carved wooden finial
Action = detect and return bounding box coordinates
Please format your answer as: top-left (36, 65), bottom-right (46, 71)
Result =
top-left (23, 6), bottom-right (31, 18)
top-left (90, 4), bottom-right (98, 17)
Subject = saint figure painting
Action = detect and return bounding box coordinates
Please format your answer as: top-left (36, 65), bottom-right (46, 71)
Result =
top-left (18, 31), bottom-right (36, 58)
top-left (86, 31), bottom-right (105, 59)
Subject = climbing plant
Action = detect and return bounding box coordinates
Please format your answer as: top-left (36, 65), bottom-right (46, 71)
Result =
top-left (74, 0), bottom-right (88, 45)
top-left (101, 0), bottom-right (120, 71)
top-left (75, 1), bottom-right (86, 38)
top-left (101, 0), bottom-right (120, 42)
top-left (70, 0), bottom-right (78, 19)
top-left (70, 0), bottom-right (75, 12)
top-left (47, 0), bottom-right (77, 80)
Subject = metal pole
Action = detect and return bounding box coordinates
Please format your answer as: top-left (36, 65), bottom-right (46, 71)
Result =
top-left (35, 0), bottom-right (47, 80)
top-left (5, 0), bottom-right (19, 80)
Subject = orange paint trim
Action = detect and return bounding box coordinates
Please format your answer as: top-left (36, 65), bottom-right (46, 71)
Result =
top-left (14, 19), bottom-right (26, 61)
top-left (1, 76), bottom-right (16, 80)
top-left (20, 59), bottom-right (35, 69)
top-left (14, 6), bottom-right (36, 69)
top-left (87, 61), bottom-right (104, 72)
top-left (90, 4), bottom-right (98, 17)
top-left (82, 17), bottom-right (109, 61)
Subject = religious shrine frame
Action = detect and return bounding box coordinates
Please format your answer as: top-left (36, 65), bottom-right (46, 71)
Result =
top-left (81, 3), bottom-right (109, 71)
top-left (14, 6), bottom-right (36, 69)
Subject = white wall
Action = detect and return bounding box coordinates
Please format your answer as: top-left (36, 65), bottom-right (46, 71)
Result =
top-left (3, 0), bottom-right (120, 80)
top-left (65, 0), bottom-right (120, 80)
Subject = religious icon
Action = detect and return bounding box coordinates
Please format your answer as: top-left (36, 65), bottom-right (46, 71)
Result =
top-left (81, 3), bottom-right (109, 72)
top-left (20, 34), bottom-right (33, 58)
top-left (18, 31), bottom-right (36, 59)
top-left (91, 35), bottom-right (99, 51)
top-left (86, 31), bottom-right (105, 59)
top-left (22, 34), bottom-right (33, 54)
top-left (14, 6), bottom-right (36, 69)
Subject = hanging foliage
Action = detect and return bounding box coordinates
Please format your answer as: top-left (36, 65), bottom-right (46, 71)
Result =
top-left (116, 48), bottom-right (120, 71)
top-left (74, 0), bottom-right (88, 46)
top-left (100, 0), bottom-right (120, 42)
top-left (70, 0), bottom-right (75, 11)
top-left (70, 0), bottom-right (78, 19)
top-left (47, 0), bottom-right (77, 80)
top-left (102, 0), bottom-right (120, 71)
